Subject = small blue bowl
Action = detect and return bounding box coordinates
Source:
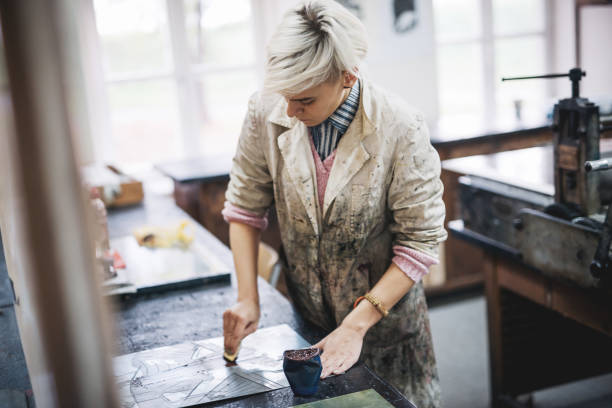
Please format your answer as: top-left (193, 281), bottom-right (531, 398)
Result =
top-left (283, 347), bottom-right (322, 396)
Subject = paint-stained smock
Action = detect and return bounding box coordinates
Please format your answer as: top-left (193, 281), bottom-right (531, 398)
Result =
top-left (225, 79), bottom-right (447, 408)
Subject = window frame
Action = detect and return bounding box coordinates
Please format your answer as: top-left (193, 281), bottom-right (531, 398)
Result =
top-left (434, 0), bottom-right (555, 128)
top-left (97, 0), bottom-right (258, 163)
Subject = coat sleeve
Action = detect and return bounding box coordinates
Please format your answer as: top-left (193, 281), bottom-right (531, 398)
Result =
top-left (387, 114), bottom-right (447, 258)
top-left (224, 93), bottom-right (274, 215)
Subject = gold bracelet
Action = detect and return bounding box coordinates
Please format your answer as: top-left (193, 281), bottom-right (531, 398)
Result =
top-left (364, 293), bottom-right (389, 318)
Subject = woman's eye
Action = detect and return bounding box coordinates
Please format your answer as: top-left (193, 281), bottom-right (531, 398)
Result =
top-left (302, 100), bottom-right (314, 106)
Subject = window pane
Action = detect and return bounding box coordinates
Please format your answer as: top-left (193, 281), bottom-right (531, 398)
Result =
top-left (433, 0), bottom-right (481, 43)
top-left (108, 80), bottom-right (182, 163)
top-left (184, 0), bottom-right (255, 66)
top-left (495, 36), bottom-right (548, 125)
top-left (93, 0), bottom-right (173, 77)
top-left (196, 71), bottom-right (258, 155)
top-left (437, 43), bottom-right (485, 119)
top-left (493, 0), bottom-right (545, 36)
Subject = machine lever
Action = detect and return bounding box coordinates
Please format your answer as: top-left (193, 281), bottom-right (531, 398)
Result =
top-left (502, 68), bottom-right (586, 98)
top-left (585, 159), bottom-right (611, 172)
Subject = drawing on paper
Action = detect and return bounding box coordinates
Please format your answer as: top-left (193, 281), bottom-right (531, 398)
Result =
top-left (114, 324), bottom-right (310, 407)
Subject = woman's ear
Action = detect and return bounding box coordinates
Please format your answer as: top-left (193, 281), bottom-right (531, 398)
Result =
top-left (342, 71), bottom-right (358, 88)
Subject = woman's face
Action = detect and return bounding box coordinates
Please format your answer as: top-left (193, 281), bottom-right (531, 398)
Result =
top-left (285, 74), bottom-right (356, 127)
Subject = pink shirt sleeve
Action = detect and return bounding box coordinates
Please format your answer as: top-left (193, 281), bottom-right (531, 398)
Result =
top-left (221, 201), bottom-right (269, 230)
top-left (392, 246), bottom-right (439, 283)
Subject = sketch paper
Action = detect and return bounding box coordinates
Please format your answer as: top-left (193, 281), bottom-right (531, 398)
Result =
top-left (114, 324), bottom-right (310, 407)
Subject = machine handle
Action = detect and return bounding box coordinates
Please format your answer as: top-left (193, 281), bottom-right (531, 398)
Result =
top-left (585, 159), bottom-right (611, 172)
top-left (502, 68), bottom-right (586, 98)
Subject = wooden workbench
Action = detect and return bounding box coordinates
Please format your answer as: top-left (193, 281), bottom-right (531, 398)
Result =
top-left (445, 147), bottom-right (612, 408)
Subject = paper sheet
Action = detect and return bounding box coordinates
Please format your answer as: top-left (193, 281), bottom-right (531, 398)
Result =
top-left (114, 324), bottom-right (310, 407)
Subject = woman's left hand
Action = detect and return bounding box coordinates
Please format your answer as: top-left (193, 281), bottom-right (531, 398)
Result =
top-left (313, 324), bottom-right (364, 378)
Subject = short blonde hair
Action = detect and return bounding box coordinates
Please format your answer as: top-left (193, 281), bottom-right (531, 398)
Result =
top-left (264, 0), bottom-right (368, 96)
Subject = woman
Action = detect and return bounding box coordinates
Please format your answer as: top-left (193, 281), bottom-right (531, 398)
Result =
top-left (221, 1), bottom-right (446, 406)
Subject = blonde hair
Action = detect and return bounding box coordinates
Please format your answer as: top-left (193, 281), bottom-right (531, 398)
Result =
top-left (264, 0), bottom-right (368, 96)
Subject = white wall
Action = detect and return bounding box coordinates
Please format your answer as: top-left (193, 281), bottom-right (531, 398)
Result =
top-left (580, 5), bottom-right (612, 102)
top-left (551, 0), bottom-right (576, 99)
top-left (252, 0), bottom-right (439, 122)
top-left (552, 1), bottom-right (612, 104)
top-left (361, 0), bottom-right (439, 122)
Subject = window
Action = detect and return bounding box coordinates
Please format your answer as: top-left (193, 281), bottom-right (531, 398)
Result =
top-left (433, 0), bottom-right (552, 131)
top-left (93, 0), bottom-right (257, 164)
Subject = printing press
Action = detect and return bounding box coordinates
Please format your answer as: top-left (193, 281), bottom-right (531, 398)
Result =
top-left (460, 68), bottom-right (612, 292)
top-left (448, 68), bottom-right (612, 407)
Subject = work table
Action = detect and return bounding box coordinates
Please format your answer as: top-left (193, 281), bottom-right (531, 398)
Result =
top-left (106, 179), bottom-right (414, 407)
top-left (0, 171), bottom-right (414, 407)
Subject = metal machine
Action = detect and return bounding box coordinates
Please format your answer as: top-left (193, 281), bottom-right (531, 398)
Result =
top-left (459, 68), bottom-right (612, 290)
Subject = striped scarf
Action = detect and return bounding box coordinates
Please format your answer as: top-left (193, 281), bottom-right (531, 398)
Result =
top-left (309, 80), bottom-right (360, 161)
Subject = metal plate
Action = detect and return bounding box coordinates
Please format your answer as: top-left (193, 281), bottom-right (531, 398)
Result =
top-left (459, 176), bottom-right (553, 249)
top-left (105, 235), bottom-right (230, 296)
top-left (291, 389), bottom-right (394, 407)
top-left (515, 208), bottom-right (603, 288)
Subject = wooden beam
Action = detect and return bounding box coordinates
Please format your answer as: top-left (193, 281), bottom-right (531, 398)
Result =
top-left (0, 1), bottom-right (118, 406)
top-left (497, 258), bottom-right (612, 337)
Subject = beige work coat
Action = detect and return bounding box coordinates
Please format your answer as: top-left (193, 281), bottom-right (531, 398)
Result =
top-left (226, 79), bottom-right (447, 407)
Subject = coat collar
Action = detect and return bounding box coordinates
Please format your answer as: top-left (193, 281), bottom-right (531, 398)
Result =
top-left (268, 78), bottom-right (377, 134)
top-left (276, 122), bottom-right (320, 234)
top-left (272, 79), bottom-right (378, 234)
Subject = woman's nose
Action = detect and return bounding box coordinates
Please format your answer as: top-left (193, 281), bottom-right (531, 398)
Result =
top-left (286, 101), bottom-right (301, 118)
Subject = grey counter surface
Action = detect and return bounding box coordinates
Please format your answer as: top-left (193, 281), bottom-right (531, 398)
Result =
top-left (106, 191), bottom-right (325, 353)
top-left (0, 176), bottom-right (413, 407)
top-left (108, 190), bottom-right (414, 407)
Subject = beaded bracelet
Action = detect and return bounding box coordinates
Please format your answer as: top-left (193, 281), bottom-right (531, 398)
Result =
top-left (353, 293), bottom-right (389, 318)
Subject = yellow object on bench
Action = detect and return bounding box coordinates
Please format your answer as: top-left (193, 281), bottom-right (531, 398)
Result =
top-left (133, 220), bottom-right (194, 248)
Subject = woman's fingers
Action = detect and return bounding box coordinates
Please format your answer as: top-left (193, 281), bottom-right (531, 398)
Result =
top-left (320, 351), bottom-right (342, 378)
top-left (223, 311), bottom-right (244, 353)
top-left (229, 320), bottom-right (248, 353)
top-left (244, 320), bottom-right (257, 337)
top-left (314, 325), bottom-right (363, 379)
top-left (332, 357), bottom-right (354, 375)
top-left (223, 311), bottom-right (234, 345)
top-left (222, 300), bottom-right (261, 358)
top-left (321, 359), bottom-right (340, 378)
top-left (321, 349), bottom-right (356, 378)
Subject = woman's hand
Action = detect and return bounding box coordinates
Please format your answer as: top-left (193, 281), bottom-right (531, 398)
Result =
top-left (313, 324), bottom-right (365, 378)
top-left (223, 299), bottom-right (260, 355)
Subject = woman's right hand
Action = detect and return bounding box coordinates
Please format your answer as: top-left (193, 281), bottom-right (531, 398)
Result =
top-left (223, 298), bottom-right (260, 355)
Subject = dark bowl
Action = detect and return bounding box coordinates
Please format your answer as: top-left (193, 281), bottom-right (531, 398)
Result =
top-left (282, 347), bottom-right (322, 396)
